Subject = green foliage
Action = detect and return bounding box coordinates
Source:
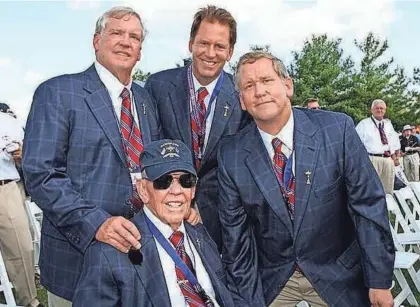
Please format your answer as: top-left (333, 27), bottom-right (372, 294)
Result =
top-left (132, 69), bottom-right (151, 82)
top-left (288, 32), bottom-right (420, 129)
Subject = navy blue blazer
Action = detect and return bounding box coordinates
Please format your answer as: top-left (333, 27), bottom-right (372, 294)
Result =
top-left (145, 67), bottom-right (251, 249)
top-left (73, 211), bottom-right (235, 307)
top-left (217, 108), bottom-right (395, 307)
top-left (22, 65), bottom-right (161, 300)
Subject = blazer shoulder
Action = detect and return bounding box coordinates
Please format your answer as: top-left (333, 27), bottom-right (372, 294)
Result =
top-left (35, 68), bottom-right (88, 92)
top-left (148, 67), bottom-right (184, 84)
top-left (219, 122), bottom-right (255, 152)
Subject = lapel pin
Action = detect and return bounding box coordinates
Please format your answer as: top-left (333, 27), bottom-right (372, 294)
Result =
top-left (223, 104), bottom-right (229, 117)
top-left (142, 103), bottom-right (146, 115)
top-left (304, 170), bottom-right (311, 185)
top-left (196, 238), bottom-right (201, 249)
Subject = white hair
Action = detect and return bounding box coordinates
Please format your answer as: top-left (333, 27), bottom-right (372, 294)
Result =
top-left (371, 99), bottom-right (386, 109)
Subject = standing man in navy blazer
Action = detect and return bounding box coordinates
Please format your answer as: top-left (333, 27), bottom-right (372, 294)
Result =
top-left (23, 7), bottom-right (166, 307)
top-left (73, 139), bottom-right (234, 307)
top-left (218, 51), bottom-right (395, 307)
top-left (145, 5), bottom-right (250, 249)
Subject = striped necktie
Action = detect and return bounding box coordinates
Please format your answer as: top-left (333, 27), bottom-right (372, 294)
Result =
top-left (272, 138), bottom-right (296, 219)
top-left (191, 87), bottom-right (208, 170)
top-left (169, 231), bottom-right (213, 306)
top-left (120, 88), bottom-right (144, 208)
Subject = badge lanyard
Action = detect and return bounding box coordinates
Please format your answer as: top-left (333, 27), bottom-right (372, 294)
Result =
top-left (144, 216), bottom-right (214, 306)
top-left (187, 64), bottom-right (225, 122)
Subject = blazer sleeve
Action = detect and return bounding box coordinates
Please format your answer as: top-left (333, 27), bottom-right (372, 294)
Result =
top-left (217, 145), bottom-right (266, 307)
top-left (343, 116), bottom-right (395, 289)
top-left (23, 81), bottom-right (110, 253)
top-left (73, 244), bottom-right (120, 307)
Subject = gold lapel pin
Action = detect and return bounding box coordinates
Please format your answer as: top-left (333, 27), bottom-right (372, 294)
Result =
top-left (305, 170), bottom-right (311, 185)
top-left (223, 104), bottom-right (229, 117)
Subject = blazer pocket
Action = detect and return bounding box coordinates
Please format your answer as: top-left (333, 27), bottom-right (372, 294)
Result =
top-left (337, 240), bottom-right (361, 269)
top-left (314, 176), bottom-right (342, 202)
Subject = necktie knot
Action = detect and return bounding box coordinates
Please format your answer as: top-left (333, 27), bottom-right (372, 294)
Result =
top-left (120, 87), bottom-right (130, 100)
top-left (272, 137), bottom-right (283, 155)
top-left (169, 230), bottom-right (184, 248)
top-left (197, 87), bottom-right (208, 103)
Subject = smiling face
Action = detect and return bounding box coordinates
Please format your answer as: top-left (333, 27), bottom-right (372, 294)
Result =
top-left (93, 14), bottom-right (142, 85)
top-left (238, 57), bottom-right (293, 134)
top-left (137, 172), bottom-right (196, 230)
top-left (188, 20), bottom-right (233, 86)
top-left (371, 102), bottom-right (386, 121)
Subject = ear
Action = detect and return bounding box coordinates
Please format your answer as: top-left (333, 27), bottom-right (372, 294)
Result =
top-left (191, 186), bottom-right (196, 199)
top-left (188, 39), bottom-right (193, 53)
top-left (284, 77), bottom-right (294, 100)
top-left (93, 33), bottom-right (101, 53)
top-left (226, 46), bottom-right (234, 62)
top-left (137, 179), bottom-right (149, 204)
top-left (239, 93), bottom-right (247, 111)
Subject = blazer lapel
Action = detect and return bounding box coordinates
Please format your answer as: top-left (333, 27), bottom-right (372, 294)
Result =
top-left (201, 71), bottom-right (235, 165)
top-left (169, 68), bottom-right (192, 148)
top-left (185, 224), bottom-right (227, 307)
top-left (83, 65), bottom-right (126, 166)
top-left (132, 86), bottom-right (151, 145)
top-left (292, 109), bottom-right (320, 239)
top-left (244, 124), bottom-right (293, 235)
top-left (131, 213), bottom-right (171, 307)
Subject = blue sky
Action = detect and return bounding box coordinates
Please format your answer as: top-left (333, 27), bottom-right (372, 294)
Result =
top-left (0, 0), bottom-right (418, 122)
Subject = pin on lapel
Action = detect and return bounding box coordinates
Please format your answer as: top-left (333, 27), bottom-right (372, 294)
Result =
top-left (196, 238), bottom-right (201, 249)
top-left (305, 170), bottom-right (312, 185)
top-left (142, 103), bottom-right (146, 115)
top-left (223, 104), bottom-right (229, 117)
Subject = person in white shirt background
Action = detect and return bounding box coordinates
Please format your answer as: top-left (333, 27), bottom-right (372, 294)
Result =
top-left (0, 104), bottom-right (42, 307)
top-left (356, 99), bottom-right (400, 194)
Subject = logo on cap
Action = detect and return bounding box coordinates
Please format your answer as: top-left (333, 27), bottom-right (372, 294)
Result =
top-left (160, 142), bottom-right (180, 158)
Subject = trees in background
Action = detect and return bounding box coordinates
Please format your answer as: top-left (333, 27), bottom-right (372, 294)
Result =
top-left (289, 33), bottom-right (419, 128)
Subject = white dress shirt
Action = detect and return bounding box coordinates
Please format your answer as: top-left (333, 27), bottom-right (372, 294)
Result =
top-left (258, 110), bottom-right (296, 174)
top-left (94, 61), bottom-right (139, 128)
top-left (143, 206), bottom-right (220, 307)
top-left (356, 116), bottom-right (400, 154)
top-left (0, 112), bottom-right (24, 181)
top-left (190, 73), bottom-right (221, 154)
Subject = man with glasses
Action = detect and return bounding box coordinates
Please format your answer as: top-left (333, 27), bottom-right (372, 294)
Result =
top-left (73, 139), bottom-right (234, 307)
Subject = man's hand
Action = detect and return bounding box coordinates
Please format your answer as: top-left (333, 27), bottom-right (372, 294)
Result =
top-left (95, 216), bottom-right (141, 253)
top-left (11, 145), bottom-right (22, 164)
top-left (369, 288), bottom-right (393, 307)
top-left (185, 208), bottom-right (201, 225)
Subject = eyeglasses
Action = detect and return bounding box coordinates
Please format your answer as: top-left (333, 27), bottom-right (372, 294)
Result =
top-left (149, 173), bottom-right (197, 190)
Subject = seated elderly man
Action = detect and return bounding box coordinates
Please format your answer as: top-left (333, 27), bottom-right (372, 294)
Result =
top-left (73, 139), bottom-right (234, 307)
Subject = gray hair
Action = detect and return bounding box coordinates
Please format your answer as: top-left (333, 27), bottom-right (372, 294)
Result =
top-left (371, 99), bottom-right (386, 109)
top-left (234, 51), bottom-right (289, 90)
top-left (95, 6), bottom-right (146, 42)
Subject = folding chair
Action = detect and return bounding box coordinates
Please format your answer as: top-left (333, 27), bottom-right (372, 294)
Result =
top-left (24, 200), bottom-right (42, 275)
top-left (411, 182), bottom-right (420, 203)
top-left (0, 249), bottom-right (19, 307)
top-left (394, 187), bottom-right (420, 234)
top-left (390, 226), bottom-right (420, 306)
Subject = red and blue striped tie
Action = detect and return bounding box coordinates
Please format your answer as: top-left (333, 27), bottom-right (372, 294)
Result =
top-left (120, 88), bottom-right (144, 208)
top-left (170, 231), bottom-right (207, 307)
top-left (191, 87), bottom-right (208, 170)
top-left (272, 138), bottom-right (296, 219)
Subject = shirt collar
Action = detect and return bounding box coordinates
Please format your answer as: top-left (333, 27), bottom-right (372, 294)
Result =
top-left (94, 61), bottom-right (132, 99)
top-left (371, 115), bottom-right (383, 125)
top-left (143, 205), bottom-right (186, 240)
top-left (259, 110), bottom-right (294, 152)
top-left (192, 71), bottom-right (222, 99)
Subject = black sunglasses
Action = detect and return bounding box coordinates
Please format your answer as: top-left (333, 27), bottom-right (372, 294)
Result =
top-left (150, 173), bottom-right (197, 190)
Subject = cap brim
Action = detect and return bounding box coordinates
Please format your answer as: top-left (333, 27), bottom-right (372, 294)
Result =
top-left (144, 162), bottom-right (197, 181)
